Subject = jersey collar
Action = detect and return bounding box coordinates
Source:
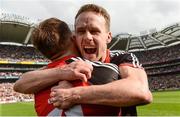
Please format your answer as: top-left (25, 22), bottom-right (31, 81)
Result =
top-left (48, 55), bottom-right (76, 68)
top-left (104, 49), bottom-right (110, 63)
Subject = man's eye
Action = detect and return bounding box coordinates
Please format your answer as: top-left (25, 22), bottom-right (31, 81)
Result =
top-left (91, 31), bottom-right (98, 34)
top-left (78, 30), bottom-right (85, 34)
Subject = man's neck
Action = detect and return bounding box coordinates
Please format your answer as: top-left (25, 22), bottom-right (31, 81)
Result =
top-left (101, 49), bottom-right (110, 63)
top-left (52, 50), bottom-right (79, 62)
top-left (51, 43), bottom-right (80, 62)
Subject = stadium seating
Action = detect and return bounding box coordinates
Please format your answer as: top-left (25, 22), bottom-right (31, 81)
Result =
top-left (0, 44), bottom-right (49, 103)
top-left (0, 44), bottom-right (49, 62)
top-left (133, 44), bottom-right (180, 91)
top-left (0, 83), bottom-right (33, 104)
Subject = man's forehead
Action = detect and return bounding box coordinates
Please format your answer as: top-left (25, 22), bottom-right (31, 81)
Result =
top-left (76, 15), bottom-right (94, 24)
top-left (75, 12), bottom-right (105, 28)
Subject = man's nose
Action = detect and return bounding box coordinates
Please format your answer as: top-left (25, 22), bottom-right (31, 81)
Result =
top-left (84, 31), bottom-right (93, 42)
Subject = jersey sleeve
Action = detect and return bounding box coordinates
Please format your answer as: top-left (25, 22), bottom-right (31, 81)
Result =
top-left (89, 62), bottom-right (120, 83)
top-left (65, 57), bottom-right (121, 81)
top-left (110, 50), bottom-right (142, 68)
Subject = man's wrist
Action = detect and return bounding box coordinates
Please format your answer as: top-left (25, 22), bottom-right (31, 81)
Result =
top-left (70, 87), bottom-right (83, 104)
top-left (55, 66), bottom-right (65, 80)
top-left (70, 86), bottom-right (97, 104)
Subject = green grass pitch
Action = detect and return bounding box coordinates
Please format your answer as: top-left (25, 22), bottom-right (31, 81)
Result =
top-left (137, 90), bottom-right (180, 116)
top-left (0, 90), bottom-right (180, 116)
top-left (0, 101), bottom-right (36, 116)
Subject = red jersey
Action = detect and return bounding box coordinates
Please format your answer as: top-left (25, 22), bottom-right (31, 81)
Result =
top-left (35, 50), bottom-right (142, 116)
top-left (35, 55), bottom-right (120, 116)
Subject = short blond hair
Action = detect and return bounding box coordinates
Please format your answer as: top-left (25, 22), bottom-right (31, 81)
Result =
top-left (75, 4), bottom-right (110, 31)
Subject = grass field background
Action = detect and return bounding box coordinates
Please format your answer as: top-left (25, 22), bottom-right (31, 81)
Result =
top-left (137, 90), bottom-right (180, 116)
top-left (1, 90), bottom-right (180, 116)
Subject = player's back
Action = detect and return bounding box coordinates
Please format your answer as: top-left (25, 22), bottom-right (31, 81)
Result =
top-left (35, 56), bottom-right (121, 116)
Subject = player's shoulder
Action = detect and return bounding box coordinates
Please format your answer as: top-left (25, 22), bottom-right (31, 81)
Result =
top-left (65, 57), bottom-right (83, 64)
top-left (109, 50), bottom-right (142, 68)
top-left (110, 50), bottom-right (132, 58)
top-left (66, 57), bottom-right (119, 73)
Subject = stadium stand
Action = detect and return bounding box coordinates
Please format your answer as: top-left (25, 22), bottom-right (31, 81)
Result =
top-left (0, 12), bottom-right (180, 103)
top-left (148, 74), bottom-right (180, 91)
top-left (133, 45), bottom-right (180, 91)
top-left (109, 22), bottom-right (180, 92)
top-left (133, 44), bottom-right (180, 64)
top-left (0, 83), bottom-right (34, 104)
top-left (0, 44), bottom-right (49, 62)
top-left (0, 13), bottom-right (50, 104)
top-left (0, 44), bottom-right (50, 103)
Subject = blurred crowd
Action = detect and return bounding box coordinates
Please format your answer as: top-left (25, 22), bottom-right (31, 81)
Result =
top-left (0, 83), bottom-right (34, 104)
top-left (134, 44), bottom-right (180, 64)
top-left (148, 74), bottom-right (180, 91)
top-left (0, 44), bottom-right (179, 64)
top-left (0, 72), bottom-right (23, 79)
top-left (145, 64), bottom-right (180, 75)
top-left (0, 44), bottom-right (49, 62)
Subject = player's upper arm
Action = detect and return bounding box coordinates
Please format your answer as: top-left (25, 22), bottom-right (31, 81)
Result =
top-left (38, 66), bottom-right (47, 70)
top-left (119, 65), bottom-right (152, 104)
top-left (119, 65), bottom-right (147, 83)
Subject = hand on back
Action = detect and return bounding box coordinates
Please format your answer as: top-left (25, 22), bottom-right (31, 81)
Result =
top-left (60, 60), bottom-right (93, 82)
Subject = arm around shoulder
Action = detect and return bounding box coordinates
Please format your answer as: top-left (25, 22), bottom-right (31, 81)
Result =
top-left (13, 67), bottom-right (64, 94)
top-left (119, 65), bottom-right (153, 105)
top-left (14, 61), bottom-right (93, 94)
top-left (69, 65), bottom-right (152, 107)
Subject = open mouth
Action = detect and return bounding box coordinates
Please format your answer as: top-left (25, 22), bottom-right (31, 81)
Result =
top-left (84, 46), bottom-right (97, 54)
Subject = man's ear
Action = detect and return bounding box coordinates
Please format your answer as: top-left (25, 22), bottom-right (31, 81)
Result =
top-left (106, 32), bottom-right (112, 44)
top-left (71, 33), bottom-right (76, 41)
top-left (71, 34), bottom-right (77, 46)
